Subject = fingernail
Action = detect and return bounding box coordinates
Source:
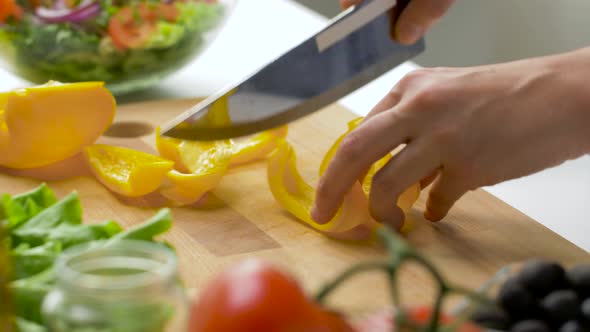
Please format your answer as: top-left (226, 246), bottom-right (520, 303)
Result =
top-left (311, 204), bottom-right (322, 223)
top-left (424, 209), bottom-right (441, 222)
top-left (382, 218), bottom-right (404, 231)
top-left (397, 24), bottom-right (423, 44)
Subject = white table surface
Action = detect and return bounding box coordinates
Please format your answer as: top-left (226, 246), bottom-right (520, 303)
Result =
top-left (1, 0), bottom-right (589, 253)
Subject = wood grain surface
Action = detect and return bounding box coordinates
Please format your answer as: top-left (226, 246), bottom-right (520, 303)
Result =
top-left (1, 98), bottom-right (587, 315)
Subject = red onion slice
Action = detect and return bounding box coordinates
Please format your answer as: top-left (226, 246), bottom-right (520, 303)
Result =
top-left (36, 0), bottom-right (101, 24)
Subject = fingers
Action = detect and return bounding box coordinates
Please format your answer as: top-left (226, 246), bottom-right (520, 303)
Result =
top-left (368, 138), bottom-right (440, 228)
top-left (424, 171), bottom-right (465, 221)
top-left (365, 89), bottom-right (403, 120)
top-left (419, 169), bottom-right (439, 189)
top-left (311, 109), bottom-right (412, 224)
top-left (394, 0), bottom-right (455, 44)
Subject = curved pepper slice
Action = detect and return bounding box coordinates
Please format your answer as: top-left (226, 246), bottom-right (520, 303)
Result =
top-left (268, 139), bottom-right (378, 241)
top-left (0, 81), bottom-right (115, 169)
top-left (84, 144), bottom-right (174, 197)
top-left (229, 125), bottom-right (288, 167)
top-left (159, 142), bottom-right (233, 205)
top-left (156, 126), bottom-right (287, 205)
top-left (267, 118), bottom-right (421, 240)
top-left (320, 117), bottom-right (421, 233)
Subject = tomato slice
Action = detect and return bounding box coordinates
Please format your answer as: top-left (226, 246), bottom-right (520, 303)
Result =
top-left (108, 3), bottom-right (179, 50)
top-left (0, 0), bottom-right (23, 23)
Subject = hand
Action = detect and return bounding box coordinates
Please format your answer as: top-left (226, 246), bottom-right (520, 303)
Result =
top-left (312, 48), bottom-right (590, 228)
top-left (339, 0), bottom-right (455, 44)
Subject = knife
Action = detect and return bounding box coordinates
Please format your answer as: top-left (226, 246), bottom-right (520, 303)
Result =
top-left (160, 0), bottom-right (424, 141)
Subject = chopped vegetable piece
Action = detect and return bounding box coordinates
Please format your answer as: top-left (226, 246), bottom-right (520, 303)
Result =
top-left (267, 117), bottom-right (421, 240)
top-left (0, 82), bottom-right (115, 169)
top-left (11, 192), bottom-right (83, 247)
top-left (108, 208), bottom-right (172, 243)
top-left (229, 125), bottom-right (288, 167)
top-left (319, 117), bottom-right (420, 233)
top-left (267, 139), bottom-right (378, 241)
top-left (1, 183), bottom-right (57, 230)
top-left (161, 169), bottom-right (228, 205)
top-left (84, 144), bottom-right (174, 197)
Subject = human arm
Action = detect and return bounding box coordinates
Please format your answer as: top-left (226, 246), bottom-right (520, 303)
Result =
top-left (312, 47), bottom-right (590, 228)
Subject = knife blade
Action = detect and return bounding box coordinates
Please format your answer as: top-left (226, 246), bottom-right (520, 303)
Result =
top-left (160, 0), bottom-right (424, 141)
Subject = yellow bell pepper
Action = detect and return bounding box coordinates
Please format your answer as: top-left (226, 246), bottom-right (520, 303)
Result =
top-left (0, 81), bottom-right (115, 169)
top-left (84, 144), bottom-right (174, 197)
top-left (267, 117), bottom-right (421, 240)
top-left (267, 139), bottom-right (379, 241)
top-left (229, 125), bottom-right (288, 167)
top-left (155, 125), bottom-right (285, 205)
top-left (158, 138), bottom-right (234, 205)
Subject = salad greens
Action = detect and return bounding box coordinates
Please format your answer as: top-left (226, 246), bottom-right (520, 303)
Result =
top-left (0, 184), bottom-right (178, 331)
top-left (0, 0), bottom-right (224, 94)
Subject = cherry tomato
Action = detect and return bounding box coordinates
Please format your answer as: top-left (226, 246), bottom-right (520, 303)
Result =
top-left (354, 306), bottom-right (483, 332)
top-left (0, 0), bottom-right (22, 23)
top-left (188, 259), bottom-right (354, 332)
top-left (108, 3), bottom-right (179, 49)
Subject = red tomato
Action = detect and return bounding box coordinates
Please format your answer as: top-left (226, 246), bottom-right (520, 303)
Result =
top-left (0, 0), bottom-right (22, 23)
top-left (108, 3), bottom-right (179, 49)
top-left (188, 259), bottom-right (354, 332)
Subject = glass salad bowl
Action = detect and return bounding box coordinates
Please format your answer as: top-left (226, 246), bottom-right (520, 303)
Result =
top-left (0, 0), bottom-right (238, 95)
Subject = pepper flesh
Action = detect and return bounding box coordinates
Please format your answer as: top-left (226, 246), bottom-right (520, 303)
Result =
top-left (156, 126), bottom-right (285, 205)
top-left (0, 82), bottom-right (115, 169)
top-left (84, 144), bottom-right (174, 197)
top-left (267, 117), bottom-right (421, 240)
top-left (229, 125), bottom-right (288, 167)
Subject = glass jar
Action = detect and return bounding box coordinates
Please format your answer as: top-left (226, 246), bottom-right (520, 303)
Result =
top-left (42, 240), bottom-right (188, 332)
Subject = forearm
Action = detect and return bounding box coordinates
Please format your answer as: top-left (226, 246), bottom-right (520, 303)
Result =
top-left (547, 46), bottom-right (590, 153)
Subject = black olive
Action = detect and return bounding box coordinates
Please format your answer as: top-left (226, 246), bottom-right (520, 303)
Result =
top-left (511, 319), bottom-right (551, 332)
top-left (568, 265), bottom-right (590, 298)
top-left (470, 305), bottom-right (510, 330)
top-left (559, 320), bottom-right (590, 332)
top-left (517, 259), bottom-right (566, 297)
top-left (498, 278), bottom-right (537, 319)
top-left (541, 289), bottom-right (580, 324)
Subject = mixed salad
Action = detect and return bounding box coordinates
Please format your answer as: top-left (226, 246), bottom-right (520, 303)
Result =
top-left (0, 0), bottom-right (224, 93)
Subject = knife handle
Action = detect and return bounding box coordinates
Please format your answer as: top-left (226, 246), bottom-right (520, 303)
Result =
top-left (389, 0), bottom-right (411, 40)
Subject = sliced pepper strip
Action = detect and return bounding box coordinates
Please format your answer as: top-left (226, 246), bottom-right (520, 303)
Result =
top-left (268, 139), bottom-right (378, 241)
top-left (83, 144), bottom-right (174, 197)
top-left (156, 125), bottom-right (288, 205)
top-left (229, 125), bottom-right (288, 167)
top-left (320, 117), bottom-right (420, 233)
top-left (267, 118), bottom-right (421, 240)
top-left (159, 141), bottom-right (233, 205)
top-left (160, 168), bottom-right (229, 206)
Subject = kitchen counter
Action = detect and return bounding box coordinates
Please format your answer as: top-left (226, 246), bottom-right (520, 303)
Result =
top-left (1, 0), bottom-right (589, 253)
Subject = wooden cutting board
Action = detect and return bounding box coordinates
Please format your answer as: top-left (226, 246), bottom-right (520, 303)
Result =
top-left (1, 98), bottom-right (588, 314)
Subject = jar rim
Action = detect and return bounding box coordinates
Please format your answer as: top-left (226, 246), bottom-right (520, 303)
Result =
top-left (55, 240), bottom-right (177, 293)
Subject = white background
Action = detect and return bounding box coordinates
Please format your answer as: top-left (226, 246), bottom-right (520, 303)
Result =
top-left (1, 0), bottom-right (588, 252)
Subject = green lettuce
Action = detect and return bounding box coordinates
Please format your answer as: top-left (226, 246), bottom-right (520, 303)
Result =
top-left (0, 184), bottom-right (177, 330)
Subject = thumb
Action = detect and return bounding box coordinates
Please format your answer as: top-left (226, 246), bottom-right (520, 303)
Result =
top-left (424, 172), bottom-right (465, 222)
